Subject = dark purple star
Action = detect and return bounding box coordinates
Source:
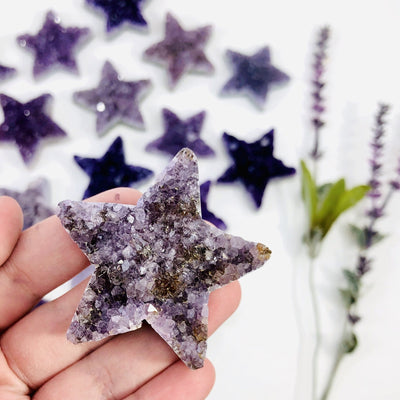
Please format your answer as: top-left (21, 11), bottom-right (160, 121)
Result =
top-left (86, 0), bottom-right (148, 33)
top-left (200, 180), bottom-right (227, 230)
top-left (0, 178), bottom-right (54, 230)
top-left (0, 93), bottom-right (67, 164)
top-left (74, 61), bottom-right (151, 135)
top-left (17, 11), bottom-right (90, 78)
top-left (0, 65), bottom-right (16, 81)
top-left (146, 108), bottom-right (215, 157)
top-left (144, 13), bottom-right (214, 88)
top-left (221, 47), bottom-right (290, 108)
top-left (74, 136), bottom-right (153, 199)
top-left (58, 148), bottom-right (271, 369)
top-left (217, 130), bottom-right (296, 208)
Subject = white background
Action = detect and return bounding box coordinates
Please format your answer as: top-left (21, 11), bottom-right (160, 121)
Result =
top-left (0, 0), bottom-right (400, 399)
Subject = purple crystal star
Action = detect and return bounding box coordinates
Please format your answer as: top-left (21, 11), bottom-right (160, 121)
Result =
top-left (0, 178), bottom-right (54, 230)
top-left (17, 11), bottom-right (90, 78)
top-left (144, 13), bottom-right (214, 88)
top-left (146, 108), bottom-right (215, 157)
top-left (86, 0), bottom-right (148, 33)
top-left (74, 61), bottom-right (151, 135)
top-left (218, 130), bottom-right (296, 208)
top-left (58, 148), bottom-right (270, 369)
top-left (0, 93), bottom-right (67, 164)
top-left (221, 47), bottom-right (290, 108)
top-left (0, 65), bottom-right (16, 81)
top-left (200, 180), bottom-right (227, 230)
top-left (74, 136), bottom-right (153, 199)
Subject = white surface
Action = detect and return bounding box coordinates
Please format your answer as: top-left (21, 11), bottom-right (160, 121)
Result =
top-left (1, 0), bottom-right (400, 399)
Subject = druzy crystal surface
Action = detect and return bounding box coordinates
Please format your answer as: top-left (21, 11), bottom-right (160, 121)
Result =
top-left (86, 0), bottom-right (148, 33)
top-left (218, 130), bottom-right (296, 208)
top-left (58, 148), bottom-right (270, 369)
top-left (0, 178), bottom-right (54, 230)
top-left (74, 61), bottom-right (151, 135)
top-left (0, 94), bottom-right (67, 164)
top-left (146, 108), bottom-right (215, 157)
top-left (17, 11), bottom-right (90, 78)
top-left (221, 47), bottom-right (290, 108)
top-left (74, 136), bottom-right (153, 199)
top-left (144, 13), bottom-right (214, 88)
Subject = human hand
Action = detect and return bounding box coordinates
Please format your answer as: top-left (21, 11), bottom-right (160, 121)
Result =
top-left (0, 189), bottom-right (241, 400)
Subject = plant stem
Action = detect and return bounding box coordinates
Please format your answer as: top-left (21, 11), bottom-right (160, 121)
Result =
top-left (319, 318), bottom-right (348, 400)
top-left (309, 255), bottom-right (321, 400)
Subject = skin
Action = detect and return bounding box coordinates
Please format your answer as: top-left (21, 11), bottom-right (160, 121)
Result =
top-left (0, 189), bottom-right (241, 400)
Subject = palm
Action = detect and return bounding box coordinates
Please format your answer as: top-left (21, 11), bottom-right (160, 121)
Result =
top-left (0, 189), bottom-right (240, 400)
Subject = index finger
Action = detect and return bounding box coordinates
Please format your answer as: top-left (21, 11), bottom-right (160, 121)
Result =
top-left (0, 188), bottom-right (142, 330)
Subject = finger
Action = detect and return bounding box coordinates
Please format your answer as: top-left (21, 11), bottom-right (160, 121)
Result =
top-left (0, 188), bottom-right (142, 330)
top-left (0, 196), bottom-right (23, 265)
top-left (5, 281), bottom-right (240, 397)
top-left (123, 359), bottom-right (215, 400)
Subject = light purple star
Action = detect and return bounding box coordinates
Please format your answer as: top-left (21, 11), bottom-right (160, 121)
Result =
top-left (74, 61), bottom-right (152, 135)
top-left (144, 13), bottom-right (214, 88)
top-left (58, 148), bottom-right (271, 369)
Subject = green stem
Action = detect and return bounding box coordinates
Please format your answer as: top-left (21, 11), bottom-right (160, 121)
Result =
top-left (320, 317), bottom-right (348, 400)
top-left (309, 255), bottom-right (321, 400)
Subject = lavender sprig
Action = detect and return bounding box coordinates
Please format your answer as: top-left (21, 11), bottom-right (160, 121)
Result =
top-left (310, 26), bottom-right (330, 161)
top-left (320, 104), bottom-right (398, 400)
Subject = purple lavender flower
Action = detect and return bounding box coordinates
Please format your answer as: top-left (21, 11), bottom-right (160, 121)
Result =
top-left (310, 26), bottom-right (330, 160)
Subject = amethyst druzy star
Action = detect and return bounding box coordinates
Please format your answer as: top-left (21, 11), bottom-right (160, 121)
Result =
top-left (17, 11), bottom-right (90, 78)
top-left (74, 136), bottom-right (153, 199)
top-left (58, 148), bottom-right (270, 369)
top-left (0, 178), bottom-right (54, 230)
top-left (218, 130), bottom-right (296, 208)
top-left (145, 108), bottom-right (215, 157)
top-left (221, 47), bottom-right (290, 108)
top-left (144, 13), bottom-right (214, 89)
top-left (0, 94), bottom-right (67, 164)
top-left (0, 65), bottom-right (16, 81)
top-left (74, 61), bottom-right (151, 135)
top-left (200, 180), bottom-right (227, 230)
top-left (86, 0), bottom-right (148, 33)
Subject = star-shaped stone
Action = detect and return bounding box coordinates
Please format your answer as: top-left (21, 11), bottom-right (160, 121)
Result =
top-left (144, 13), bottom-right (214, 88)
top-left (17, 11), bottom-right (90, 78)
top-left (217, 130), bottom-right (296, 208)
top-left (0, 93), bottom-right (67, 164)
top-left (200, 180), bottom-right (227, 230)
top-left (221, 47), bottom-right (290, 108)
top-left (146, 108), bottom-right (215, 157)
top-left (58, 148), bottom-right (270, 369)
top-left (0, 65), bottom-right (16, 81)
top-left (86, 0), bottom-right (148, 33)
top-left (74, 136), bottom-right (153, 199)
top-left (74, 61), bottom-right (151, 135)
top-left (0, 178), bottom-right (54, 230)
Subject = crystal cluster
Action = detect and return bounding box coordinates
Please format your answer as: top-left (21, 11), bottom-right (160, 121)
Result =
top-left (58, 148), bottom-right (270, 369)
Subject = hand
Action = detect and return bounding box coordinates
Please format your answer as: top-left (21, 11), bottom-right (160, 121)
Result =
top-left (0, 189), bottom-right (241, 400)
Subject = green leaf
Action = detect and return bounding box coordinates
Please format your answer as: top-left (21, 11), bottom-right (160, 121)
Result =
top-left (342, 332), bottom-right (358, 354)
top-left (339, 288), bottom-right (355, 308)
top-left (317, 183), bottom-right (333, 199)
top-left (349, 224), bottom-right (368, 248)
top-left (322, 184), bottom-right (370, 237)
top-left (300, 161), bottom-right (317, 227)
top-left (315, 178), bottom-right (346, 226)
top-left (349, 224), bottom-right (386, 248)
top-left (343, 269), bottom-right (360, 296)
